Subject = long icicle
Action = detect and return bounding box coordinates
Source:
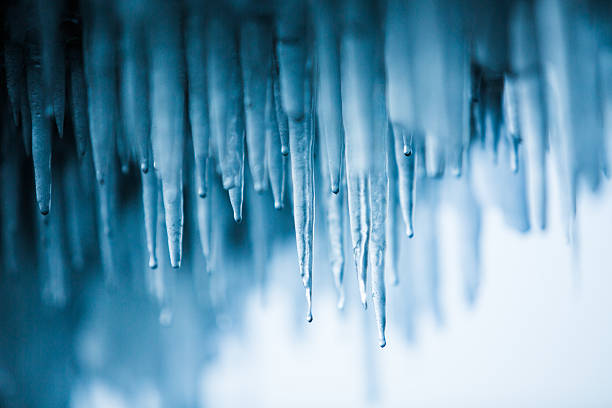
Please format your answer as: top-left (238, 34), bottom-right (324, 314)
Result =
top-left (149, 1), bottom-right (185, 268)
top-left (240, 18), bottom-right (272, 192)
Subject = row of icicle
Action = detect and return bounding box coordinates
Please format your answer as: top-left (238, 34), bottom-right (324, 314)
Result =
top-left (1, 0), bottom-right (611, 347)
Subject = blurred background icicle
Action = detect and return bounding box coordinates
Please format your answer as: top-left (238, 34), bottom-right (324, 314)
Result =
top-left (1, 4), bottom-right (612, 400)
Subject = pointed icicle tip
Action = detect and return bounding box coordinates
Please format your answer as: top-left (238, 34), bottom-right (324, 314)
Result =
top-left (274, 201), bottom-right (283, 210)
top-left (141, 161), bottom-right (149, 174)
top-left (379, 337), bottom-right (386, 348)
top-left (406, 225), bottom-right (414, 238)
top-left (331, 183), bottom-right (339, 195)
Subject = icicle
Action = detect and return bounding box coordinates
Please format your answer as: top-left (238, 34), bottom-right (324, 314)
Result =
top-left (510, 0), bottom-right (548, 230)
top-left (240, 19), bottom-right (272, 192)
top-left (385, 0), bottom-right (415, 142)
top-left (392, 124), bottom-right (416, 237)
top-left (26, 36), bottom-right (53, 215)
top-left (319, 125), bottom-right (345, 308)
top-left (149, 1), bottom-right (185, 268)
top-left (275, 0), bottom-right (306, 123)
top-left (340, 0), bottom-right (379, 308)
top-left (312, 0), bottom-right (344, 194)
top-left (142, 166), bottom-right (158, 269)
top-left (369, 69), bottom-right (388, 348)
top-left (37, 0), bottom-right (65, 138)
top-left (503, 75), bottom-right (521, 173)
top-left (265, 78), bottom-right (285, 209)
top-left (288, 62), bottom-right (315, 322)
top-left (83, 6), bottom-right (117, 185)
top-left (386, 123), bottom-right (400, 286)
top-left (67, 39), bottom-right (89, 160)
top-left (185, 7), bottom-right (210, 196)
top-left (196, 160), bottom-right (213, 261)
top-left (118, 1), bottom-right (151, 173)
top-left (206, 13), bottom-right (243, 190)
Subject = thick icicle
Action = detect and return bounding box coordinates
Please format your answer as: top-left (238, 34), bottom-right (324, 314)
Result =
top-left (37, 0), bottom-right (65, 138)
top-left (265, 79), bottom-right (285, 209)
top-left (510, 1), bottom-right (548, 230)
top-left (288, 63), bottom-right (315, 322)
top-left (385, 0), bottom-right (415, 140)
top-left (149, 1), bottom-right (185, 268)
top-left (206, 13), bottom-right (243, 191)
top-left (83, 5), bottom-right (117, 185)
top-left (319, 126), bottom-right (345, 308)
top-left (312, 0), bottom-right (344, 194)
top-left (142, 166), bottom-right (158, 269)
top-left (340, 0), bottom-right (381, 307)
top-left (185, 7), bottom-right (210, 196)
top-left (118, 0), bottom-right (151, 173)
top-left (369, 69), bottom-right (388, 348)
top-left (26, 36), bottom-right (52, 215)
top-left (275, 0), bottom-right (306, 122)
top-left (67, 38), bottom-right (89, 160)
top-left (392, 125), bottom-right (416, 237)
top-left (240, 19), bottom-right (272, 192)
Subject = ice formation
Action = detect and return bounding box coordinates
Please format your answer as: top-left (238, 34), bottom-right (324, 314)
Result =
top-left (0, 0), bottom-right (611, 362)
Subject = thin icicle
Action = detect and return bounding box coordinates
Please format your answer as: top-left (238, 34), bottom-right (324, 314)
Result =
top-left (392, 124), bottom-right (416, 237)
top-left (67, 39), bottom-right (89, 160)
top-left (265, 79), bottom-right (285, 209)
top-left (386, 123), bottom-right (400, 286)
top-left (185, 7), bottom-right (210, 196)
top-left (288, 63), bottom-right (315, 322)
top-left (149, 1), bottom-right (185, 268)
top-left (196, 159), bottom-right (213, 260)
top-left (26, 37), bottom-right (52, 215)
top-left (319, 124), bottom-right (345, 309)
top-left (83, 6), bottom-right (117, 185)
top-left (142, 165), bottom-right (158, 269)
top-left (312, 0), bottom-right (344, 194)
top-left (240, 19), bottom-right (272, 192)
